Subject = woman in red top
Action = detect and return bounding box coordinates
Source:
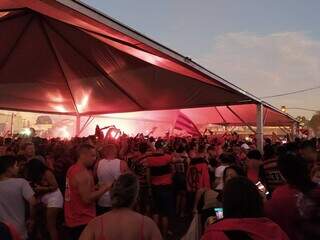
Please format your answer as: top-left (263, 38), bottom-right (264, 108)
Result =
top-left (202, 177), bottom-right (288, 240)
top-left (79, 174), bottom-right (162, 240)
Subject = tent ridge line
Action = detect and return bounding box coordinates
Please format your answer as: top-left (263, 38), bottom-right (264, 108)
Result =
top-left (226, 105), bottom-right (256, 134)
top-left (39, 18), bottom-right (80, 115)
top-left (214, 106), bottom-right (227, 124)
top-left (76, 28), bottom-right (243, 95)
top-left (0, 15), bottom-right (34, 72)
top-left (44, 17), bottom-right (146, 111)
top-left (82, 28), bottom-right (247, 96)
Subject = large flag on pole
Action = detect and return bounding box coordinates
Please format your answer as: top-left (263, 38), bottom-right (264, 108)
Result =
top-left (174, 111), bottom-right (201, 136)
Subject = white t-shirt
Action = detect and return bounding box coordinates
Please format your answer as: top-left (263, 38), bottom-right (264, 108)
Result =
top-left (215, 165), bottom-right (228, 190)
top-left (0, 178), bottom-right (34, 240)
top-left (97, 159), bottom-right (122, 207)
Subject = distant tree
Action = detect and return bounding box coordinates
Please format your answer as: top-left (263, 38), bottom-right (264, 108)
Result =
top-left (296, 115), bottom-right (309, 127)
top-left (308, 112), bottom-right (320, 136)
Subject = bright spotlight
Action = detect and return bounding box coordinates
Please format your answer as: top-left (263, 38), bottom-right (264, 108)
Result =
top-left (20, 128), bottom-right (32, 136)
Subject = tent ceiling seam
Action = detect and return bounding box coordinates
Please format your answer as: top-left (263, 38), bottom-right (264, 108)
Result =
top-left (42, 14), bottom-right (247, 96)
top-left (0, 15), bottom-right (33, 72)
top-left (226, 105), bottom-right (256, 133)
top-left (214, 106), bottom-right (227, 125)
top-left (44, 17), bottom-right (146, 111)
top-left (80, 28), bottom-right (244, 95)
top-left (39, 18), bottom-right (80, 115)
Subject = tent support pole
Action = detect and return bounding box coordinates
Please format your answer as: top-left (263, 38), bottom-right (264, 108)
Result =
top-left (226, 106), bottom-right (256, 134)
top-left (256, 104), bottom-right (264, 153)
top-left (76, 115), bottom-right (81, 137)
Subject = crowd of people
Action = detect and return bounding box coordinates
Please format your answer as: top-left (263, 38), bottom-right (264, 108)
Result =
top-left (0, 130), bottom-right (319, 240)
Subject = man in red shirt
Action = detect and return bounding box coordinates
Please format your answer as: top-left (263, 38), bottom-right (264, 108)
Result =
top-left (145, 140), bottom-right (174, 238)
top-left (64, 144), bottom-right (111, 240)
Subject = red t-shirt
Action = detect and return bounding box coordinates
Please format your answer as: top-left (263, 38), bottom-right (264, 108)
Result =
top-left (147, 154), bottom-right (173, 186)
top-left (265, 185), bottom-right (301, 240)
top-left (64, 163), bottom-right (96, 227)
top-left (247, 168), bottom-right (259, 184)
top-left (187, 159), bottom-right (210, 192)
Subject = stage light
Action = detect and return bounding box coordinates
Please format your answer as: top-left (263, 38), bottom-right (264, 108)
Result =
top-left (20, 128), bottom-right (32, 136)
top-left (60, 126), bottom-right (71, 139)
top-left (54, 126), bottom-right (71, 139)
top-left (53, 105), bottom-right (67, 113)
top-left (110, 130), bottom-right (117, 138)
top-left (110, 129), bottom-right (120, 139)
top-left (76, 94), bottom-right (89, 112)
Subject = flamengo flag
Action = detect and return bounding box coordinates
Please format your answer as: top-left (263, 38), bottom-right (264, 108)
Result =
top-left (174, 111), bottom-right (201, 136)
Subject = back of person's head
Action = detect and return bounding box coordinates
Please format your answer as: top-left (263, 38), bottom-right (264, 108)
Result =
top-left (223, 165), bottom-right (246, 184)
top-left (276, 145), bottom-right (286, 156)
top-left (207, 145), bottom-right (215, 152)
top-left (138, 142), bottom-right (148, 154)
top-left (176, 145), bottom-right (185, 154)
top-left (111, 173), bottom-right (139, 208)
top-left (278, 152), bottom-right (316, 193)
top-left (101, 144), bottom-right (118, 158)
top-left (247, 149), bottom-right (262, 160)
top-left (25, 158), bottom-right (47, 183)
top-left (263, 144), bottom-right (275, 160)
top-left (198, 144), bottom-right (206, 153)
top-left (77, 143), bottom-right (95, 156)
top-left (220, 153), bottom-right (236, 165)
top-left (223, 177), bottom-right (264, 219)
top-left (286, 142), bottom-right (298, 153)
top-left (155, 140), bottom-right (164, 150)
top-left (301, 140), bottom-right (316, 151)
top-left (21, 142), bottom-right (34, 151)
top-left (0, 155), bottom-right (17, 175)
top-left (4, 138), bottom-right (12, 146)
top-left (265, 138), bottom-right (272, 145)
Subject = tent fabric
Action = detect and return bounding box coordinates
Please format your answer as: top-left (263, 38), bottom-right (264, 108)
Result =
top-left (78, 104), bottom-right (295, 136)
top-left (0, 0), bottom-right (256, 116)
top-left (0, 0), bottom-right (296, 129)
top-left (99, 104), bottom-right (295, 128)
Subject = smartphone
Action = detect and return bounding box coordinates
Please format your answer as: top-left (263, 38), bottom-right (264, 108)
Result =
top-left (214, 208), bottom-right (224, 220)
top-left (256, 181), bottom-right (269, 195)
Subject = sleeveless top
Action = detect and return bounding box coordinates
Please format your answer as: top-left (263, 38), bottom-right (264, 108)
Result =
top-left (97, 159), bottom-right (121, 207)
top-left (98, 216), bottom-right (145, 240)
top-left (64, 164), bottom-right (96, 227)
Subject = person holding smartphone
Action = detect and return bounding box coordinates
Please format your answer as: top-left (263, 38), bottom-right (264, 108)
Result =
top-left (202, 177), bottom-right (288, 240)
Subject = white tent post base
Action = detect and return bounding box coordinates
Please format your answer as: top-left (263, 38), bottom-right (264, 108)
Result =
top-left (256, 104), bottom-right (264, 153)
